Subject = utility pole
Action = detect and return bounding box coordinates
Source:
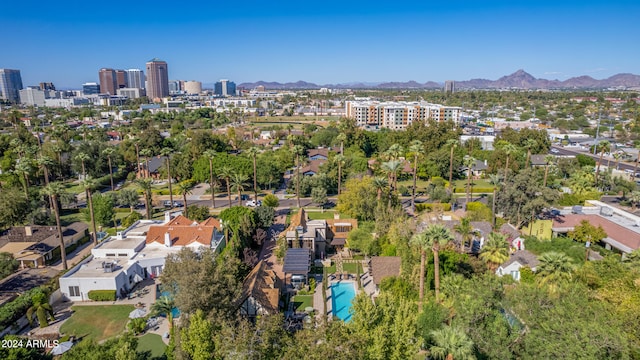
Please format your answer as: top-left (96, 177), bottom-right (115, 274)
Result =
top-left (594, 109), bottom-right (602, 155)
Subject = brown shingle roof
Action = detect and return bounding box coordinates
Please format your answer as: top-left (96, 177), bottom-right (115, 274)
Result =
top-left (237, 260), bottom-right (280, 314)
top-left (369, 256), bottom-right (401, 286)
top-left (307, 148), bottom-right (329, 159)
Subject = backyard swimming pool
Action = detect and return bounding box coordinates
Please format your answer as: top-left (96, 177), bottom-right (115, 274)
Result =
top-left (330, 281), bottom-right (356, 322)
top-left (158, 290), bottom-right (181, 319)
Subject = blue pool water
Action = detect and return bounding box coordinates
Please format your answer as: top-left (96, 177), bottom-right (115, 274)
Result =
top-left (330, 281), bottom-right (356, 322)
top-left (158, 290), bottom-right (181, 318)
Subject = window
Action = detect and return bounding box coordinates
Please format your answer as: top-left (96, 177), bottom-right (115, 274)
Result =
top-left (69, 286), bottom-right (80, 297)
top-left (106, 253), bottom-right (116, 257)
top-left (510, 270), bottom-right (520, 281)
top-left (118, 253), bottom-right (127, 257)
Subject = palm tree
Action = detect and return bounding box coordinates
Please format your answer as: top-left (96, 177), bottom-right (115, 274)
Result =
top-left (134, 140), bottom-right (141, 177)
top-left (139, 149), bottom-right (153, 179)
top-left (336, 133), bottom-right (347, 154)
top-left (543, 155), bottom-right (555, 187)
top-left (74, 152), bottom-right (90, 179)
top-left (81, 177), bottom-right (99, 245)
top-left (50, 143), bottom-right (64, 180)
top-left (634, 144), bottom-right (640, 178)
top-left (135, 178), bottom-right (153, 219)
top-left (463, 155), bottom-right (476, 205)
top-left (523, 138), bottom-right (538, 166)
top-left (102, 147), bottom-right (116, 191)
top-left (454, 217), bottom-right (473, 253)
top-left (630, 191), bottom-right (640, 211)
top-left (479, 232), bottom-right (509, 270)
top-left (36, 155), bottom-right (54, 187)
top-left (13, 161), bottom-right (32, 199)
top-left (292, 145), bottom-right (305, 208)
top-left (424, 224), bottom-right (454, 302)
top-left (501, 142), bottom-right (518, 183)
top-left (595, 140), bottom-right (610, 186)
top-left (219, 166), bottom-right (235, 208)
top-left (230, 173), bottom-right (249, 207)
top-left (176, 180), bottom-right (196, 218)
top-left (41, 182), bottom-right (68, 270)
top-left (203, 150), bottom-right (218, 208)
top-left (381, 159), bottom-right (403, 194)
top-left (385, 143), bottom-right (404, 160)
top-left (410, 231), bottom-right (430, 312)
top-left (246, 147), bottom-right (260, 202)
top-left (613, 151), bottom-right (622, 170)
top-left (446, 139), bottom-right (459, 192)
top-left (160, 148), bottom-right (174, 208)
top-left (334, 154), bottom-right (346, 196)
top-left (27, 292), bottom-right (55, 328)
top-left (151, 295), bottom-right (175, 329)
top-left (537, 252), bottom-right (575, 285)
top-left (429, 325), bottom-right (475, 360)
top-left (372, 177), bottom-right (388, 201)
top-left (409, 140), bottom-right (423, 213)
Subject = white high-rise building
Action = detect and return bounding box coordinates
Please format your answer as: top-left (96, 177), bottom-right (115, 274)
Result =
top-left (126, 69), bottom-right (145, 90)
top-left (19, 87), bottom-right (46, 106)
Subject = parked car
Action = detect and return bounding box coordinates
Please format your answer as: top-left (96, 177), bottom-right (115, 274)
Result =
top-left (245, 200), bottom-right (262, 207)
top-left (550, 148), bottom-right (560, 154)
top-left (164, 200), bottom-right (184, 207)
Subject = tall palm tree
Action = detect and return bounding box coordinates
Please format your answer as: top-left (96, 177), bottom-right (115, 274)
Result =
top-left (501, 142), bottom-right (518, 183)
top-left (446, 139), bottom-right (459, 192)
top-left (246, 147), bottom-right (261, 202)
top-left (595, 140), bottom-right (610, 186)
top-left (135, 178), bottom-right (153, 219)
top-left (463, 155), bottom-right (476, 205)
top-left (336, 133), bottom-right (347, 154)
top-left (41, 182), bottom-right (68, 270)
top-left (381, 159), bottom-right (403, 194)
top-left (160, 148), bottom-right (174, 208)
top-left (334, 154), bottom-right (346, 196)
top-left (479, 232), bottom-right (509, 270)
top-left (634, 144), bottom-right (640, 178)
top-left (523, 138), bottom-right (538, 166)
top-left (409, 140), bottom-right (423, 213)
top-left (203, 150), bottom-right (218, 208)
top-left (37, 155), bottom-right (54, 187)
top-left (74, 152), bottom-right (90, 179)
top-left (410, 231), bottom-right (430, 312)
top-left (454, 217), bottom-right (473, 253)
top-left (630, 191), bottom-right (640, 211)
top-left (219, 166), bottom-right (235, 208)
top-left (102, 147), bottom-right (116, 191)
top-left (372, 177), bottom-right (388, 202)
top-left (50, 143), bottom-right (64, 180)
top-left (385, 143), bottom-right (404, 160)
top-left (424, 224), bottom-right (454, 302)
top-left (537, 252), bottom-right (575, 285)
top-left (13, 161), bottom-right (32, 199)
top-left (27, 292), bottom-right (55, 328)
top-left (613, 151), bottom-right (622, 170)
top-left (429, 325), bottom-right (475, 360)
top-left (292, 145), bottom-right (305, 208)
top-left (543, 155), bottom-right (555, 187)
top-left (230, 172), bottom-right (249, 207)
top-left (134, 140), bottom-right (141, 177)
top-left (176, 180), bottom-right (196, 218)
top-left (139, 149), bottom-right (153, 179)
top-left (151, 295), bottom-right (176, 329)
top-left (81, 177), bottom-right (99, 245)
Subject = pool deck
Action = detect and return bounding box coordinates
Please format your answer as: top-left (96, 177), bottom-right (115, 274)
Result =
top-left (315, 279), bottom-right (360, 322)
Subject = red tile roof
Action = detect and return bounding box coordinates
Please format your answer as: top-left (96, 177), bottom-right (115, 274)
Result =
top-left (146, 216), bottom-right (220, 247)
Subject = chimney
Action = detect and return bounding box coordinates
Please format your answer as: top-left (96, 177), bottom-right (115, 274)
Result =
top-left (333, 213), bottom-right (339, 220)
top-left (164, 211), bottom-right (172, 224)
top-left (164, 232), bottom-right (171, 247)
top-left (116, 231), bottom-right (124, 240)
top-left (25, 226), bottom-right (32, 237)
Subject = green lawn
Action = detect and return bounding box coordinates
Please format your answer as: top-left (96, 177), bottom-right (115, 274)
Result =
top-left (60, 305), bottom-right (135, 342)
top-left (292, 295), bottom-right (313, 312)
top-left (325, 264), bottom-right (337, 274)
top-left (453, 179), bottom-right (494, 189)
top-left (343, 262), bottom-right (363, 274)
top-left (137, 333), bottom-right (167, 359)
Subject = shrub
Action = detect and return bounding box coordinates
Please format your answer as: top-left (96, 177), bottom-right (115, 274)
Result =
top-left (0, 287), bottom-right (47, 332)
top-left (121, 211), bottom-right (143, 228)
top-left (309, 278), bottom-right (317, 293)
top-left (263, 194), bottom-right (279, 208)
top-left (415, 203), bottom-right (452, 213)
top-left (128, 317), bottom-right (147, 335)
top-left (87, 290), bottom-right (117, 301)
top-left (466, 201), bottom-right (492, 221)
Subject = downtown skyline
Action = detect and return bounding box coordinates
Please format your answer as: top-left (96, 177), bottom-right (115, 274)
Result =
top-left (2, 0), bottom-right (639, 89)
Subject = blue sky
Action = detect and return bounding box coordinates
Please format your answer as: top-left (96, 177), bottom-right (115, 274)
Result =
top-left (2, 0), bottom-right (639, 88)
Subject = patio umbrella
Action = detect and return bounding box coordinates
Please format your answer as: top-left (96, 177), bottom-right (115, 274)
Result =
top-left (51, 341), bottom-right (74, 355)
top-left (129, 308), bottom-right (147, 319)
top-left (133, 274), bottom-right (143, 283)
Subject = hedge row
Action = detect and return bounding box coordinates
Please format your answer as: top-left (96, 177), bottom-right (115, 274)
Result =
top-left (416, 203), bottom-right (452, 212)
top-left (88, 290), bottom-right (117, 301)
top-left (454, 187), bottom-right (496, 193)
top-left (0, 287), bottom-right (47, 332)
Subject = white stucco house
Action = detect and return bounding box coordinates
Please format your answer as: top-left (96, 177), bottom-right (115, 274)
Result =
top-left (496, 250), bottom-right (540, 281)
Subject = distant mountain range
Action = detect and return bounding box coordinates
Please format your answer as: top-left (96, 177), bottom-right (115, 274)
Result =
top-left (237, 70), bottom-right (640, 90)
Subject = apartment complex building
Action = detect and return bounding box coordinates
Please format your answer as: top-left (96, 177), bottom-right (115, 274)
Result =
top-left (345, 100), bottom-right (461, 130)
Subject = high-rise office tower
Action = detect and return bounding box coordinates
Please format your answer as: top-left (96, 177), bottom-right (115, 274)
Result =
top-left (0, 69), bottom-right (24, 103)
top-left (99, 68), bottom-right (118, 95)
top-left (115, 70), bottom-right (128, 89)
top-left (125, 69), bottom-right (145, 90)
top-left (39, 82), bottom-right (55, 91)
top-left (145, 58), bottom-right (169, 100)
top-left (183, 81), bottom-right (202, 95)
top-left (214, 79), bottom-right (236, 97)
top-left (444, 80), bottom-right (455, 94)
top-left (82, 82), bottom-right (100, 95)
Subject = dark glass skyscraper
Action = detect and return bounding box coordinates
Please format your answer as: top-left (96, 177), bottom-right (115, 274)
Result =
top-left (0, 69), bottom-right (24, 103)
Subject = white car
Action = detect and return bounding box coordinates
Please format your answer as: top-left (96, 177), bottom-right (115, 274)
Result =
top-left (245, 200), bottom-right (262, 207)
top-left (550, 148), bottom-right (560, 154)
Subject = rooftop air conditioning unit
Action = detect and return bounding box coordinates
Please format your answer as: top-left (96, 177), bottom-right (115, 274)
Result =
top-left (600, 207), bottom-right (614, 217)
top-left (572, 205), bottom-right (582, 214)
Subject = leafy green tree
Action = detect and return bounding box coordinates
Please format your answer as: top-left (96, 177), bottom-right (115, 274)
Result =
top-left (567, 220), bottom-right (607, 243)
top-left (254, 206), bottom-right (275, 228)
top-left (0, 188), bottom-right (29, 228)
top-left (523, 138), bottom-right (538, 166)
top-left (336, 176), bottom-right (379, 221)
top-left (0, 252), bottom-right (18, 279)
top-left (429, 325), bottom-right (476, 360)
top-left (85, 192), bottom-right (115, 228)
top-left (117, 189), bottom-right (140, 213)
top-left (311, 186), bottom-right (328, 207)
top-left (595, 140), bottom-right (610, 186)
top-left (134, 179), bottom-right (153, 219)
top-left (121, 211), bottom-right (142, 228)
top-left (347, 228), bottom-right (375, 256)
top-left (127, 317), bottom-right (146, 335)
top-left (187, 205), bottom-right (211, 222)
top-left (262, 193), bottom-right (279, 208)
top-left (26, 292), bottom-right (54, 328)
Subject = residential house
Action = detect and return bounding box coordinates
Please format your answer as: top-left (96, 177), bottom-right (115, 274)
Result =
top-left (300, 160), bottom-right (324, 176)
top-left (0, 223), bottom-right (89, 268)
top-left (326, 216), bottom-right (358, 252)
top-left (137, 156), bottom-right (166, 179)
top-left (368, 256), bottom-right (401, 293)
top-left (496, 250), bottom-right (539, 281)
top-left (237, 260), bottom-right (281, 319)
top-left (307, 148), bottom-right (329, 161)
top-left (460, 159), bottom-right (488, 179)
